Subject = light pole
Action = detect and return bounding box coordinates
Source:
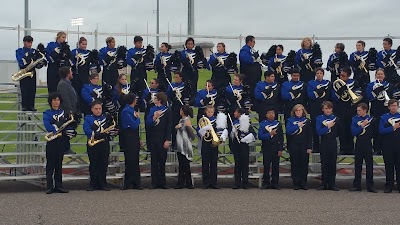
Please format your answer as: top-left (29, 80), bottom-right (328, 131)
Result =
top-left (71, 17), bottom-right (84, 44)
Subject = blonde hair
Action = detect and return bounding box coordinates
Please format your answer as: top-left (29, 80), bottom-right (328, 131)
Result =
top-left (56, 31), bottom-right (67, 41)
top-left (291, 104), bottom-right (308, 117)
top-left (301, 37), bottom-right (313, 49)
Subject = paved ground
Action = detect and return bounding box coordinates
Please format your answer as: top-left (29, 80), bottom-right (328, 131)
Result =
top-left (0, 178), bottom-right (399, 225)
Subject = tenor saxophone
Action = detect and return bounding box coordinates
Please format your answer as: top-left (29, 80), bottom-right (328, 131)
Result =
top-left (12, 52), bottom-right (46, 82)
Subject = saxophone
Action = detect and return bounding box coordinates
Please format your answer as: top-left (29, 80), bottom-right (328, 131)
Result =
top-left (44, 114), bottom-right (75, 142)
top-left (12, 52), bottom-right (46, 82)
top-left (87, 119), bottom-right (116, 147)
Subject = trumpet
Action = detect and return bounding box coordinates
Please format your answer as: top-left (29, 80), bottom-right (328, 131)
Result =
top-left (45, 114), bottom-right (75, 142)
top-left (198, 116), bottom-right (221, 147)
top-left (88, 119), bottom-right (116, 147)
top-left (161, 55), bottom-right (167, 68)
top-left (12, 52), bottom-right (46, 82)
top-left (333, 79), bottom-right (361, 104)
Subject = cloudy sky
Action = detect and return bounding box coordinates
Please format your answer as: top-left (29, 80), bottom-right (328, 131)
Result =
top-left (1, 0), bottom-right (400, 62)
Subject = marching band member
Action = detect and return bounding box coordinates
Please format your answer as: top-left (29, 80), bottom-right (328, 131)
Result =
top-left (113, 74), bottom-right (131, 151)
top-left (99, 37), bottom-right (125, 88)
top-left (316, 101), bottom-right (339, 191)
top-left (286, 104), bottom-right (312, 190)
top-left (258, 107), bottom-right (283, 189)
top-left (349, 40), bottom-right (370, 91)
top-left (174, 105), bottom-right (196, 189)
top-left (181, 38), bottom-right (206, 97)
top-left (327, 43), bottom-right (349, 82)
top-left (43, 92), bottom-right (72, 194)
top-left (239, 35), bottom-right (262, 100)
top-left (46, 31), bottom-right (71, 93)
top-left (142, 78), bottom-right (161, 119)
top-left (195, 80), bottom-right (218, 122)
top-left (349, 103), bottom-right (377, 193)
top-left (379, 99), bottom-right (400, 193)
top-left (268, 45), bottom-right (289, 84)
top-left (197, 106), bottom-right (219, 189)
top-left (15, 35), bottom-right (46, 111)
top-left (127, 36), bottom-right (155, 111)
top-left (167, 72), bottom-right (191, 150)
top-left (254, 71), bottom-right (280, 122)
top-left (295, 37), bottom-right (315, 83)
top-left (57, 66), bottom-right (79, 155)
top-left (120, 93), bottom-right (142, 190)
top-left (81, 73), bottom-right (103, 115)
top-left (225, 73), bottom-right (246, 115)
top-left (281, 68), bottom-right (306, 122)
top-left (154, 42), bottom-right (173, 91)
top-left (231, 108), bottom-right (256, 189)
top-left (208, 43), bottom-right (238, 90)
top-left (331, 67), bottom-right (358, 155)
top-left (83, 100), bottom-right (116, 191)
top-left (145, 93), bottom-right (172, 189)
top-left (377, 38), bottom-right (398, 84)
top-left (307, 68), bottom-right (331, 152)
top-left (366, 69), bottom-right (391, 154)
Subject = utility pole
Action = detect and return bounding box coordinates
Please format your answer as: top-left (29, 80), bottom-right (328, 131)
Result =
top-left (188, 0), bottom-right (194, 35)
top-left (24, 0), bottom-right (31, 36)
top-left (156, 0), bottom-right (160, 49)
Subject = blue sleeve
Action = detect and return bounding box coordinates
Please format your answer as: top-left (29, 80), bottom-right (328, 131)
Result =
top-left (366, 83), bottom-right (375, 101)
top-left (15, 49), bottom-right (27, 68)
top-left (295, 50), bottom-right (302, 67)
top-left (98, 48), bottom-right (105, 65)
top-left (281, 83), bottom-right (292, 101)
top-left (254, 82), bottom-right (265, 101)
top-left (377, 51), bottom-right (384, 69)
top-left (286, 118), bottom-right (299, 135)
top-left (194, 91), bottom-right (205, 107)
top-left (146, 108), bottom-right (155, 126)
top-left (316, 117), bottom-right (329, 136)
top-left (379, 116), bottom-right (393, 135)
top-left (70, 49), bottom-right (77, 66)
top-left (142, 88), bottom-right (149, 107)
top-left (181, 50), bottom-right (189, 63)
top-left (81, 85), bottom-right (93, 105)
top-left (112, 87), bottom-right (119, 103)
top-left (208, 54), bottom-right (217, 66)
top-left (351, 117), bottom-right (362, 137)
top-left (154, 53), bottom-right (161, 67)
top-left (43, 111), bottom-right (56, 133)
top-left (126, 49), bottom-right (135, 67)
top-left (258, 123), bottom-right (271, 140)
top-left (122, 109), bottom-right (141, 130)
top-left (307, 82), bottom-right (317, 100)
top-left (239, 47), bottom-right (254, 64)
top-left (349, 53), bottom-right (355, 65)
top-left (83, 116), bottom-right (93, 138)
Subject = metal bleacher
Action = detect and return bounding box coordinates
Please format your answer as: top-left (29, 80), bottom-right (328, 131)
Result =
top-left (0, 83), bottom-right (387, 188)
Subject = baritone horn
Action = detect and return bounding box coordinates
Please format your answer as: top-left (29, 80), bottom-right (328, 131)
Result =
top-left (198, 116), bottom-right (221, 147)
top-left (333, 79), bottom-right (360, 104)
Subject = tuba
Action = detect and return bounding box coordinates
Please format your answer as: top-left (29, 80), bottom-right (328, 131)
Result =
top-left (198, 116), bottom-right (221, 147)
top-left (333, 79), bottom-right (360, 104)
top-left (12, 52), bottom-right (46, 82)
top-left (45, 114), bottom-right (75, 142)
top-left (88, 119), bottom-right (116, 147)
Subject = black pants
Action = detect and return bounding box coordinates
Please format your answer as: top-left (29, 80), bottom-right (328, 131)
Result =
top-left (102, 67), bottom-right (119, 88)
top-left (353, 140), bottom-right (374, 189)
top-left (47, 65), bottom-right (60, 94)
top-left (320, 139), bottom-right (337, 188)
top-left (241, 64), bottom-right (261, 101)
top-left (46, 137), bottom-right (65, 190)
top-left (177, 152), bottom-right (193, 187)
top-left (338, 115), bottom-right (354, 154)
top-left (371, 115), bottom-right (383, 153)
top-left (87, 142), bottom-right (110, 188)
top-left (171, 108), bottom-right (181, 150)
top-left (289, 142), bottom-right (309, 187)
top-left (201, 142), bottom-right (218, 186)
top-left (118, 109), bottom-right (126, 150)
top-left (232, 142), bottom-right (250, 186)
top-left (382, 138), bottom-right (400, 190)
top-left (211, 72), bottom-right (231, 90)
top-left (20, 73), bottom-right (36, 109)
top-left (123, 129), bottom-right (141, 187)
top-left (309, 101), bottom-right (323, 152)
top-left (149, 141), bottom-right (167, 186)
top-left (262, 142), bottom-right (279, 186)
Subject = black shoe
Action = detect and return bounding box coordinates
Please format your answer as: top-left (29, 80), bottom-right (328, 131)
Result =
top-left (22, 107), bottom-right (29, 111)
top-left (159, 185), bottom-right (169, 189)
top-left (384, 188), bottom-right (392, 193)
top-left (30, 108), bottom-right (37, 112)
top-left (65, 149), bottom-right (76, 154)
top-left (300, 185), bottom-right (308, 190)
top-left (55, 188), bottom-right (69, 193)
top-left (46, 189), bottom-right (54, 194)
top-left (87, 186), bottom-right (96, 191)
top-left (209, 185), bottom-right (220, 189)
top-left (202, 185), bottom-right (209, 189)
top-left (120, 186), bottom-right (129, 190)
top-left (186, 185), bottom-right (195, 189)
top-left (367, 188), bottom-right (377, 193)
top-left (232, 185), bottom-right (240, 189)
top-left (99, 186), bottom-right (111, 191)
top-left (349, 187), bottom-right (361, 192)
top-left (293, 186), bottom-right (300, 190)
top-left (270, 185), bottom-right (281, 190)
top-left (132, 186), bottom-right (143, 190)
top-left (242, 185), bottom-right (249, 189)
top-left (330, 186), bottom-right (340, 191)
top-left (174, 185), bottom-right (184, 189)
top-left (150, 185), bottom-right (158, 189)
top-left (316, 186), bottom-right (327, 190)
top-left (373, 150), bottom-right (382, 155)
top-left (260, 185), bottom-right (270, 190)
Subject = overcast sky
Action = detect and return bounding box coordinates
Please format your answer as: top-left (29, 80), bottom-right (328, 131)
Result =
top-left (1, 0), bottom-right (400, 61)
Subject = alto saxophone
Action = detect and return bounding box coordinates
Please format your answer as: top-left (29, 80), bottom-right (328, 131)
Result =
top-left (44, 114), bottom-right (75, 142)
top-left (12, 52), bottom-right (46, 82)
top-left (88, 119), bottom-right (116, 147)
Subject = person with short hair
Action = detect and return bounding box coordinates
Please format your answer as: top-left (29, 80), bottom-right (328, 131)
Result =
top-left (379, 99), bottom-right (400, 193)
top-left (295, 37), bottom-right (317, 83)
top-left (349, 40), bottom-right (370, 91)
top-left (254, 70), bottom-right (281, 122)
top-left (195, 80), bottom-right (218, 122)
top-left (349, 103), bottom-right (377, 193)
top-left (327, 43), bottom-right (349, 82)
top-left (281, 68), bottom-right (306, 122)
top-left (154, 42), bottom-right (173, 92)
top-left (81, 73), bottom-right (103, 115)
top-left (316, 101), bottom-right (340, 191)
top-left (145, 92), bottom-right (173, 189)
top-left (208, 42), bottom-right (238, 90)
top-left (113, 74), bottom-right (131, 151)
top-left (120, 93), bottom-right (142, 190)
top-left (377, 38), bottom-right (398, 84)
top-left (99, 37), bottom-right (124, 87)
